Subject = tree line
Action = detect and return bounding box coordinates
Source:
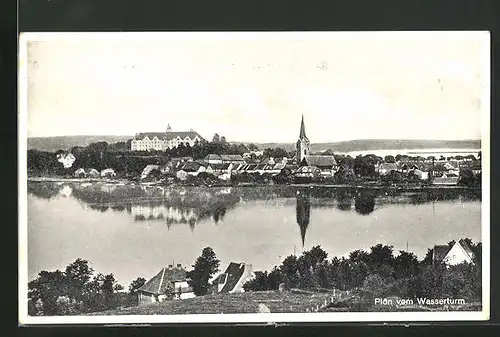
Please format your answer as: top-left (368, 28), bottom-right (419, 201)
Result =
top-left (243, 241), bottom-right (482, 307)
top-left (28, 258), bottom-right (147, 316)
top-left (27, 247), bottom-right (221, 316)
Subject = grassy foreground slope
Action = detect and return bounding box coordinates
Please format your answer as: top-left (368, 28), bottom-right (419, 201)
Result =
top-left (89, 291), bottom-right (334, 315)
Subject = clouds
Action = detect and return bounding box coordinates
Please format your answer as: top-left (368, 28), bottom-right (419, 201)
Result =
top-left (24, 32), bottom-right (487, 142)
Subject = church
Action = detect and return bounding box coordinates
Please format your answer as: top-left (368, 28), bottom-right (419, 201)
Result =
top-left (295, 115), bottom-right (337, 175)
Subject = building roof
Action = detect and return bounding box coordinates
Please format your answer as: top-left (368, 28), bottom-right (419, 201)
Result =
top-left (221, 163), bottom-right (232, 170)
top-left (180, 161), bottom-right (202, 172)
top-left (141, 165), bottom-right (160, 178)
top-left (217, 262), bottom-right (247, 293)
top-left (134, 132), bottom-right (167, 140)
top-left (273, 163), bottom-right (286, 170)
top-left (205, 154), bottom-right (222, 161)
top-left (303, 155), bottom-right (337, 167)
top-left (208, 163), bottom-right (224, 170)
top-left (255, 163), bottom-right (267, 170)
top-left (458, 239), bottom-right (476, 261)
top-left (246, 164), bottom-right (258, 171)
top-left (433, 245), bottom-right (451, 263)
top-left (220, 154), bottom-right (245, 162)
top-left (134, 131), bottom-right (204, 141)
top-left (138, 267), bottom-right (188, 295)
top-left (378, 163), bottom-right (399, 171)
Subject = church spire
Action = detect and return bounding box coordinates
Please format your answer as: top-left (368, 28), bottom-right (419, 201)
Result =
top-left (299, 114), bottom-right (307, 139)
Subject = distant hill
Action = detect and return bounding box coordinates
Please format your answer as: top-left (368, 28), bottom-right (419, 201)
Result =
top-left (28, 135), bottom-right (133, 152)
top-left (27, 136), bottom-right (481, 153)
top-left (247, 139), bottom-right (481, 153)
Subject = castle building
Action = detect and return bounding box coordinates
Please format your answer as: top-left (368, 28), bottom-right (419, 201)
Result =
top-left (130, 124), bottom-right (205, 151)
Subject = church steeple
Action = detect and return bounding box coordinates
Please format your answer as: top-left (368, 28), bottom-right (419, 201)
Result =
top-left (296, 114), bottom-right (311, 164)
top-left (299, 114), bottom-right (307, 140)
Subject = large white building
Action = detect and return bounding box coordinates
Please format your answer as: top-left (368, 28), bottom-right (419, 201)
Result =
top-left (131, 125), bottom-right (205, 151)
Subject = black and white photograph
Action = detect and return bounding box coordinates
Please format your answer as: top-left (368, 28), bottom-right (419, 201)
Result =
top-left (18, 31), bottom-right (490, 324)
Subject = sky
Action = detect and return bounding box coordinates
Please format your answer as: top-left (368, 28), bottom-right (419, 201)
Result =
top-left (22, 32), bottom-right (489, 143)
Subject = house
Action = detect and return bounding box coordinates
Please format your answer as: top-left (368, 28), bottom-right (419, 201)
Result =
top-left (220, 154), bottom-right (246, 165)
top-left (131, 125), bottom-right (205, 151)
top-left (410, 168), bottom-right (429, 180)
top-left (178, 161), bottom-right (206, 177)
top-left (432, 240), bottom-right (475, 265)
top-left (378, 163), bottom-right (399, 176)
top-left (141, 165), bottom-right (160, 180)
top-left (74, 168), bottom-right (86, 178)
top-left (138, 264), bottom-right (195, 305)
top-left (212, 262), bottom-right (255, 294)
top-left (100, 168), bottom-right (116, 178)
top-left (294, 165), bottom-right (321, 178)
top-left (57, 152), bottom-right (76, 168)
top-left (205, 154), bottom-right (223, 165)
top-left (87, 168), bottom-right (100, 178)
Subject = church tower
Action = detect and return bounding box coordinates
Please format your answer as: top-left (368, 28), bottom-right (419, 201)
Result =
top-left (296, 115), bottom-right (310, 165)
top-left (166, 124), bottom-right (172, 133)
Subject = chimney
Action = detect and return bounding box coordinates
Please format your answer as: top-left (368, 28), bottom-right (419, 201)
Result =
top-left (177, 264), bottom-right (182, 268)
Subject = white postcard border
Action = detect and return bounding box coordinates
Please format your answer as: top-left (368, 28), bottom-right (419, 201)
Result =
top-left (18, 31), bottom-right (491, 325)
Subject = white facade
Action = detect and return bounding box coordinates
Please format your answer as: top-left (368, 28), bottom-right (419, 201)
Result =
top-left (131, 132), bottom-right (203, 151)
top-left (443, 242), bottom-right (475, 265)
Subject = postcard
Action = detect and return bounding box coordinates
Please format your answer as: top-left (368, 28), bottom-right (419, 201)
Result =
top-left (18, 31), bottom-right (490, 324)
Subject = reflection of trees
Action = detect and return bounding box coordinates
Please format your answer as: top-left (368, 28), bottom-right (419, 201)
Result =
top-left (354, 191), bottom-right (375, 215)
top-left (89, 204), bottom-right (109, 213)
top-left (335, 190), bottom-right (353, 211)
top-left (212, 206), bottom-right (226, 224)
top-left (28, 182), bottom-right (63, 199)
top-left (296, 190), bottom-right (311, 247)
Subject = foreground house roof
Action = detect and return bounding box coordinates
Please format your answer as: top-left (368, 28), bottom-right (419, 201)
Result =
top-left (139, 267), bottom-right (189, 295)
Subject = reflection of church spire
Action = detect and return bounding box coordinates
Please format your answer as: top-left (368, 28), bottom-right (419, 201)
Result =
top-left (188, 218), bottom-right (196, 232)
top-left (296, 190), bottom-right (311, 247)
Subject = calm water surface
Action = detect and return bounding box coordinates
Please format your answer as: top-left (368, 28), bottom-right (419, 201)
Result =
top-left (27, 182), bottom-right (481, 287)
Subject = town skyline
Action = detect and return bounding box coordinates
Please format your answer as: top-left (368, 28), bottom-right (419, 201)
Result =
top-left (23, 32), bottom-right (488, 143)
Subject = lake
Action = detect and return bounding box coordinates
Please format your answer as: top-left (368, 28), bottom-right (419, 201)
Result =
top-left (26, 181), bottom-right (481, 287)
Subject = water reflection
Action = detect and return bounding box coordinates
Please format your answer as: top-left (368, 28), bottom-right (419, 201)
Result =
top-left (296, 190), bottom-right (311, 247)
top-left (354, 191), bottom-right (376, 215)
top-left (27, 181), bottom-right (482, 236)
top-left (335, 190), bottom-right (353, 211)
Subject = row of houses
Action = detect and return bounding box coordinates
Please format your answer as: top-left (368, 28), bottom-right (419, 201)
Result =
top-left (137, 239), bottom-right (477, 306)
top-left (377, 160), bottom-right (481, 185)
top-left (74, 168), bottom-right (117, 178)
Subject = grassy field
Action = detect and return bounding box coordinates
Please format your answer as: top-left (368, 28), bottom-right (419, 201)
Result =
top-left (89, 291), bottom-right (335, 315)
top-left (87, 290), bottom-right (482, 316)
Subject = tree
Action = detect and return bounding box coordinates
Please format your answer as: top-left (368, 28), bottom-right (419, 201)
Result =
top-left (220, 136), bottom-right (227, 143)
top-left (64, 258), bottom-right (94, 302)
top-left (394, 251), bottom-right (420, 279)
top-left (212, 133), bottom-right (220, 143)
top-left (248, 143), bottom-right (259, 151)
top-left (384, 155), bottom-right (396, 163)
top-left (127, 277), bottom-right (146, 306)
top-left (186, 247), bottom-right (221, 296)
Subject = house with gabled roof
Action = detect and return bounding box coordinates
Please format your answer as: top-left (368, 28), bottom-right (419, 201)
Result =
top-left (432, 239), bottom-right (476, 266)
top-left (377, 163), bottom-right (399, 176)
top-left (138, 264), bottom-right (195, 305)
top-left (212, 262), bottom-right (256, 294)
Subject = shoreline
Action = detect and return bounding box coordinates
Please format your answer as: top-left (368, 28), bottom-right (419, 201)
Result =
top-left (27, 176), bottom-right (481, 191)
